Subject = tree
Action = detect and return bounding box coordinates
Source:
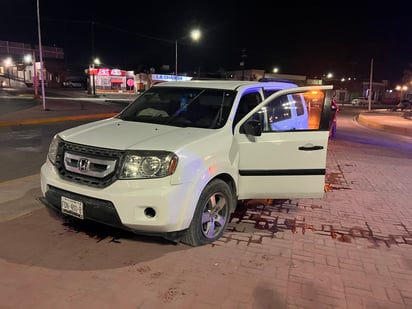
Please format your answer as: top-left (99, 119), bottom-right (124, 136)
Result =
top-left (401, 63), bottom-right (412, 84)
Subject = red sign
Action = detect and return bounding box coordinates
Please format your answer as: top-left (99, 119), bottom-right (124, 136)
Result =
top-left (97, 68), bottom-right (111, 76)
top-left (127, 79), bottom-right (134, 87)
top-left (111, 69), bottom-right (122, 76)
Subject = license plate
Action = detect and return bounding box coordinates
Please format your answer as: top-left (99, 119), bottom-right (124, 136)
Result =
top-left (61, 196), bottom-right (84, 219)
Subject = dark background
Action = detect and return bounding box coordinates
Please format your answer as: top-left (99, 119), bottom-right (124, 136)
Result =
top-left (1, 0), bottom-right (411, 82)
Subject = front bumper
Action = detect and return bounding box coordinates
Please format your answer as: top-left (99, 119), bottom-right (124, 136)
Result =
top-left (40, 160), bottom-right (199, 234)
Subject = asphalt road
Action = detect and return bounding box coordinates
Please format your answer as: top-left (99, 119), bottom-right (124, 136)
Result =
top-left (336, 107), bottom-right (412, 152)
top-left (0, 120), bottom-right (90, 182)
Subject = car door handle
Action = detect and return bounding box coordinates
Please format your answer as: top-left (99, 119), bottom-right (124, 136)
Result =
top-left (298, 145), bottom-right (324, 151)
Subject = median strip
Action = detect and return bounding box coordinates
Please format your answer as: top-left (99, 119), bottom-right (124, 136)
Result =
top-left (0, 113), bottom-right (118, 127)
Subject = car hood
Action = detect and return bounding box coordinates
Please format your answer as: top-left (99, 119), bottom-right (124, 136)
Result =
top-left (58, 118), bottom-right (218, 151)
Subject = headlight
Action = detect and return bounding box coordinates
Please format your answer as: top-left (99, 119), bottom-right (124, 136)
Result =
top-left (48, 135), bottom-right (61, 165)
top-left (120, 151), bottom-right (178, 179)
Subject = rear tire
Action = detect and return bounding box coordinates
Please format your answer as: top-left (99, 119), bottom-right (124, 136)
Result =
top-left (181, 179), bottom-right (233, 247)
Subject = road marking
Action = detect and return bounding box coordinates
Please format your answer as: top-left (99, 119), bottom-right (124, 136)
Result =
top-left (0, 174), bottom-right (40, 186)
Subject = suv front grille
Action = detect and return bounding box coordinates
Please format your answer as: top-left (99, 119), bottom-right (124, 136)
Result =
top-left (55, 141), bottom-right (124, 188)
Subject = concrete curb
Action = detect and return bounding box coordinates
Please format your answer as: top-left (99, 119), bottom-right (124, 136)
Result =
top-left (357, 113), bottom-right (412, 137)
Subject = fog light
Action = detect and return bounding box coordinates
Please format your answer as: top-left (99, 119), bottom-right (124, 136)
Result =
top-left (144, 207), bottom-right (156, 218)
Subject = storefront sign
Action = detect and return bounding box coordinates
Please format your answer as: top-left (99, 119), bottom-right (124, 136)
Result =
top-left (97, 68), bottom-right (111, 76)
top-left (151, 74), bottom-right (192, 82)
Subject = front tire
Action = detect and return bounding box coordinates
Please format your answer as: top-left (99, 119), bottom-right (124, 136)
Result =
top-left (181, 179), bottom-right (233, 247)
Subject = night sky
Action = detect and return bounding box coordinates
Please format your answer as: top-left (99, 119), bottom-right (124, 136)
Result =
top-left (1, 0), bottom-right (411, 83)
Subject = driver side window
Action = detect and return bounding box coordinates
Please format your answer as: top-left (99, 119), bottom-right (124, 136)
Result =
top-left (233, 92), bottom-right (262, 129)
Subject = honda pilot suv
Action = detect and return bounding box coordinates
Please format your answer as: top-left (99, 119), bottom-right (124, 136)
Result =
top-left (40, 79), bottom-right (336, 246)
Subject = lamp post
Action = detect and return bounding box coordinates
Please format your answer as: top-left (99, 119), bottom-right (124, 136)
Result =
top-left (88, 58), bottom-right (100, 96)
top-left (175, 29), bottom-right (201, 79)
top-left (3, 57), bottom-right (12, 87)
top-left (23, 54), bottom-right (32, 84)
top-left (175, 39), bottom-right (178, 78)
top-left (36, 0), bottom-right (47, 110)
top-left (31, 48), bottom-right (38, 97)
top-left (396, 85), bottom-right (407, 104)
top-left (92, 58), bottom-right (100, 96)
top-left (92, 64), bottom-right (96, 96)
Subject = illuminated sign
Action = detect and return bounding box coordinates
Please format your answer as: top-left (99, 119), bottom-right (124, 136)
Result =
top-left (96, 68), bottom-right (126, 76)
top-left (151, 74), bottom-right (192, 82)
top-left (97, 68), bottom-right (111, 76)
top-left (111, 69), bottom-right (122, 76)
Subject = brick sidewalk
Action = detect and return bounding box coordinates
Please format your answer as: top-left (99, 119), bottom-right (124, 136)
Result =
top-left (0, 138), bottom-right (412, 308)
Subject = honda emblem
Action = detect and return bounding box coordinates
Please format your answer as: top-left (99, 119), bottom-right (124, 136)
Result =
top-left (78, 158), bottom-right (90, 172)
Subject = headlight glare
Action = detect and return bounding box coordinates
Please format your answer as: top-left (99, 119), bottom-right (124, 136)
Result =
top-left (141, 157), bottom-right (161, 176)
top-left (120, 151), bottom-right (178, 179)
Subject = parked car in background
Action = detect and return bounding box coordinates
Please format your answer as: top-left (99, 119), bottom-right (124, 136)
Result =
top-left (351, 97), bottom-right (374, 106)
top-left (397, 100), bottom-right (412, 111)
top-left (62, 76), bottom-right (86, 88)
top-left (62, 80), bottom-right (84, 88)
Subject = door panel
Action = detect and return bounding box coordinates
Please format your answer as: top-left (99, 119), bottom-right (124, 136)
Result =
top-left (234, 85), bottom-right (334, 200)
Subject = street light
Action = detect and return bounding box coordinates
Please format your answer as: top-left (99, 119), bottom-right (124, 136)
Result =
top-left (92, 57), bottom-right (100, 95)
top-left (175, 29), bottom-right (201, 79)
top-left (396, 85), bottom-right (408, 104)
top-left (23, 54), bottom-right (32, 64)
top-left (3, 57), bottom-right (12, 87)
top-left (36, 0), bottom-right (47, 110)
top-left (88, 57), bottom-right (100, 96)
top-left (23, 54), bottom-right (32, 84)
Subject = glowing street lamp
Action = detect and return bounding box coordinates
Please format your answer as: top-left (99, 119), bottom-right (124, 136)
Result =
top-left (91, 57), bottom-right (100, 96)
top-left (23, 54), bottom-right (33, 83)
top-left (175, 29), bottom-right (201, 78)
top-left (3, 57), bottom-right (12, 87)
top-left (24, 54), bottom-right (32, 64)
top-left (396, 85), bottom-right (408, 103)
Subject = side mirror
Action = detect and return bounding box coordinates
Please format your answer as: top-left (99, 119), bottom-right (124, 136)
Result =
top-left (241, 120), bottom-right (262, 136)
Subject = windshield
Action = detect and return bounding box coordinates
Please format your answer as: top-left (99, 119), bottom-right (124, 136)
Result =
top-left (117, 87), bottom-right (236, 128)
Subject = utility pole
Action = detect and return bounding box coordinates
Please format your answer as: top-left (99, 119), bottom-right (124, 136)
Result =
top-left (32, 48), bottom-right (38, 97)
top-left (368, 58), bottom-right (373, 112)
top-left (91, 21), bottom-right (95, 59)
top-left (175, 39), bottom-right (178, 79)
top-left (36, 0), bottom-right (47, 110)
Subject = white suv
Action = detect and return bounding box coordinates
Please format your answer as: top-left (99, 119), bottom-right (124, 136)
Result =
top-left (40, 80), bottom-right (336, 246)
